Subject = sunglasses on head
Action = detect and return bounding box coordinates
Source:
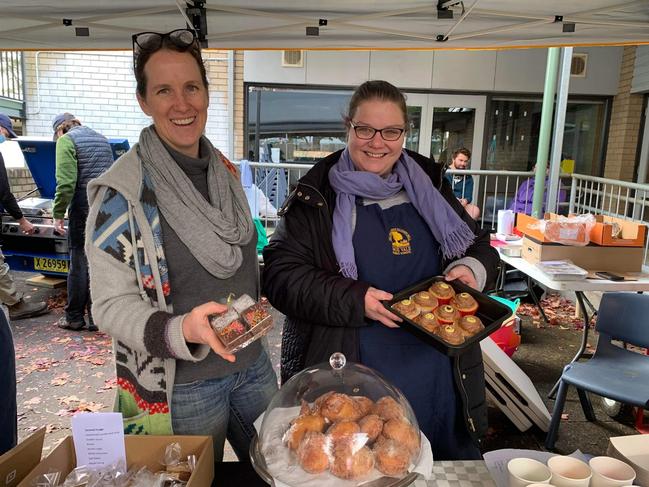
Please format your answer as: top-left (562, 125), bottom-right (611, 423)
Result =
top-left (131, 29), bottom-right (198, 69)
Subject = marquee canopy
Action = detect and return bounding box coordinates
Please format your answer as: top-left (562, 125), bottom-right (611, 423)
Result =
top-left (1, 0), bottom-right (648, 50)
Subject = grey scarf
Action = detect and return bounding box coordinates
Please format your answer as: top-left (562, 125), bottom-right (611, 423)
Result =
top-left (138, 126), bottom-right (254, 279)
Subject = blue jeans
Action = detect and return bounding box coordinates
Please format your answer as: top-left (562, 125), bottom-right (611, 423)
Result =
top-left (171, 351), bottom-right (278, 462)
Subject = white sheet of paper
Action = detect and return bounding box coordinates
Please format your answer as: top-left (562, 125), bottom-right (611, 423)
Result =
top-left (71, 412), bottom-right (126, 469)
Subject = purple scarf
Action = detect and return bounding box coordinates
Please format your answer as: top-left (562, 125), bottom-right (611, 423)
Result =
top-left (328, 148), bottom-right (475, 279)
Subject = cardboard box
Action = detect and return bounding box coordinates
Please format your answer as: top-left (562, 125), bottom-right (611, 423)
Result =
top-left (521, 236), bottom-right (645, 272)
top-left (17, 435), bottom-right (213, 487)
top-left (0, 428), bottom-right (45, 487)
top-left (607, 434), bottom-right (649, 486)
top-left (516, 213), bottom-right (567, 243)
top-left (590, 215), bottom-right (647, 247)
top-left (517, 212), bottom-right (648, 248)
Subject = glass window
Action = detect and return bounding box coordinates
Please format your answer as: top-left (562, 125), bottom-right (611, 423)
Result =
top-left (431, 107), bottom-right (476, 165)
top-left (485, 98), bottom-right (606, 175)
top-left (247, 87), bottom-right (352, 163)
top-left (405, 105), bottom-right (421, 152)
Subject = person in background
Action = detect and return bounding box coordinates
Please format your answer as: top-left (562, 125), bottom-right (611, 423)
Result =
top-left (52, 113), bottom-right (114, 331)
top-left (263, 80), bottom-right (499, 460)
top-left (445, 148), bottom-right (480, 220)
top-left (85, 29), bottom-right (277, 461)
top-left (508, 162), bottom-right (566, 215)
top-left (0, 114), bottom-right (49, 321)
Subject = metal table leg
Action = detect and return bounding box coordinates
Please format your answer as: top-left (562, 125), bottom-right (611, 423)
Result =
top-left (527, 276), bottom-right (549, 325)
top-left (548, 291), bottom-right (591, 399)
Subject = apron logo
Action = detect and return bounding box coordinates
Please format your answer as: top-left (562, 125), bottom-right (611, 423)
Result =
top-left (389, 228), bottom-right (412, 255)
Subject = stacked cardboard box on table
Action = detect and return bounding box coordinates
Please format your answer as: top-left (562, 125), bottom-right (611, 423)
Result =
top-left (516, 213), bottom-right (647, 272)
top-left (17, 435), bottom-right (214, 487)
top-left (0, 428), bottom-right (44, 487)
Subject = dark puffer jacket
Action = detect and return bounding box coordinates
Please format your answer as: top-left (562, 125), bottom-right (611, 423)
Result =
top-left (262, 149), bottom-right (499, 445)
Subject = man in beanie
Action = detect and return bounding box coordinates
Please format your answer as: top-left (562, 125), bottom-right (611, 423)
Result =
top-left (52, 113), bottom-right (114, 331)
top-left (0, 113), bottom-right (49, 321)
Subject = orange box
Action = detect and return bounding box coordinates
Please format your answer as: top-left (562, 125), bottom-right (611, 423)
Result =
top-left (516, 213), bottom-right (647, 248)
top-left (515, 213), bottom-right (547, 242)
top-left (590, 215), bottom-right (646, 247)
top-left (516, 213), bottom-right (586, 244)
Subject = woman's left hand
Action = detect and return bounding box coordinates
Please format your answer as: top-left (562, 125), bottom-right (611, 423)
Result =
top-left (182, 302), bottom-right (236, 363)
top-left (445, 265), bottom-right (478, 290)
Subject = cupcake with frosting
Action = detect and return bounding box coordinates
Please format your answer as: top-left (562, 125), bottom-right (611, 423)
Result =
top-left (457, 315), bottom-right (484, 337)
top-left (411, 291), bottom-right (439, 313)
top-left (451, 292), bottom-right (479, 316)
top-left (434, 324), bottom-right (465, 345)
top-left (434, 304), bottom-right (460, 324)
top-left (414, 312), bottom-right (440, 333)
top-left (391, 299), bottom-right (420, 320)
top-left (428, 281), bottom-right (455, 304)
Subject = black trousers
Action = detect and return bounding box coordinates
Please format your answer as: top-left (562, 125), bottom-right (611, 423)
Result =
top-left (0, 310), bottom-right (17, 455)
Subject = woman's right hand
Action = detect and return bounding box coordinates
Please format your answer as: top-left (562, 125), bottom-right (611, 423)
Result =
top-left (364, 287), bottom-right (402, 329)
top-left (182, 302), bottom-right (236, 363)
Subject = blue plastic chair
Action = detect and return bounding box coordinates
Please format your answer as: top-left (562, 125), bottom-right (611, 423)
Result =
top-left (545, 292), bottom-right (649, 450)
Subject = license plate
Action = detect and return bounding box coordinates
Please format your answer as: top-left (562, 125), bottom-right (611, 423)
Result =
top-left (33, 257), bottom-right (69, 273)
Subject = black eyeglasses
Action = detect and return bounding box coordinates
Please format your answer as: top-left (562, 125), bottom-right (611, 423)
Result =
top-left (349, 121), bottom-right (406, 141)
top-left (131, 29), bottom-right (198, 69)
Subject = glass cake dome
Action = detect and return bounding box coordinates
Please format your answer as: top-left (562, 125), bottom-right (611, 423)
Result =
top-left (251, 353), bottom-right (423, 486)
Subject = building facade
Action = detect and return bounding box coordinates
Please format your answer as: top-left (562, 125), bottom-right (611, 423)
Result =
top-left (2, 45), bottom-right (649, 195)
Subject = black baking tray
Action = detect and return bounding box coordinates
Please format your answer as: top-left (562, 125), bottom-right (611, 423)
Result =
top-left (383, 276), bottom-right (512, 356)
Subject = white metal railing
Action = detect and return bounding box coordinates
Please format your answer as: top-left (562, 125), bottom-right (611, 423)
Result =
top-left (239, 161), bottom-right (567, 231)
top-left (445, 169), bottom-right (569, 230)
top-left (236, 161), bottom-right (313, 233)
top-left (238, 162), bottom-right (649, 252)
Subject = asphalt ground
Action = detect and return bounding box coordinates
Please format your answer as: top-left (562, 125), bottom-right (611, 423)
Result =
top-left (9, 271), bottom-right (642, 461)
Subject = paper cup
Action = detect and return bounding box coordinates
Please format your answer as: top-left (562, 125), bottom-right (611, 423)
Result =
top-left (589, 456), bottom-right (636, 487)
top-left (547, 455), bottom-right (592, 487)
top-left (507, 458), bottom-right (552, 487)
top-left (527, 484), bottom-right (557, 487)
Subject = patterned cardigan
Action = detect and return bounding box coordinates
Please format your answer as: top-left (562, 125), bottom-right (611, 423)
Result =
top-left (86, 146), bottom-right (239, 434)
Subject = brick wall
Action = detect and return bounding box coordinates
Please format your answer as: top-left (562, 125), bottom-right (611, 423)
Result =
top-left (234, 51), bottom-right (245, 160)
top-left (604, 46), bottom-right (644, 181)
top-left (22, 50), bottom-right (239, 158)
top-left (8, 168), bottom-right (37, 198)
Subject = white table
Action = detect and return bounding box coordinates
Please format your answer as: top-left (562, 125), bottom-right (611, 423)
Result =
top-left (498, 253), bottom-right (649, 294)
top-left (497, 252), bottom-right (649, 396)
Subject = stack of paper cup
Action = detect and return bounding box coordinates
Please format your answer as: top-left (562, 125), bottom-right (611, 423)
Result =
top-left (547, 455), bottom-right (592, 487)
top-left (507, 458), bottom-right (552, 487)
top-left (589, 456), bottom-right (636, 487)
top-left (497, 209), bottom-right (515, 235)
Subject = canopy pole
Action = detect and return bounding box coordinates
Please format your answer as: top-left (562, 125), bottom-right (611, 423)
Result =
top-left (532, 47), bottom-right (560, 218)
top-left (546, 46), bottom-right (573, 214)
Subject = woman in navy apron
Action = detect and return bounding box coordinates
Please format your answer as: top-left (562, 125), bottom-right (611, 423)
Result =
top-left (263, 80), bottom-right (499, 459)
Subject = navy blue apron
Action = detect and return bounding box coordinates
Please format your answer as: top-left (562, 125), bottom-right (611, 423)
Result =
top-left (354, 197), bottom-right (480, 460)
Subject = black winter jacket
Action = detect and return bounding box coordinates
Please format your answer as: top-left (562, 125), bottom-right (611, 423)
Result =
top-left (262, 149), bottom-right (499, 445)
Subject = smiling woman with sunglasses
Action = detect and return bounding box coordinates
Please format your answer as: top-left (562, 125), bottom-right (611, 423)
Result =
top-left (85, 28), bottom-right (277, 461)
top-left (262, 80), bottom-right (499, 460)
